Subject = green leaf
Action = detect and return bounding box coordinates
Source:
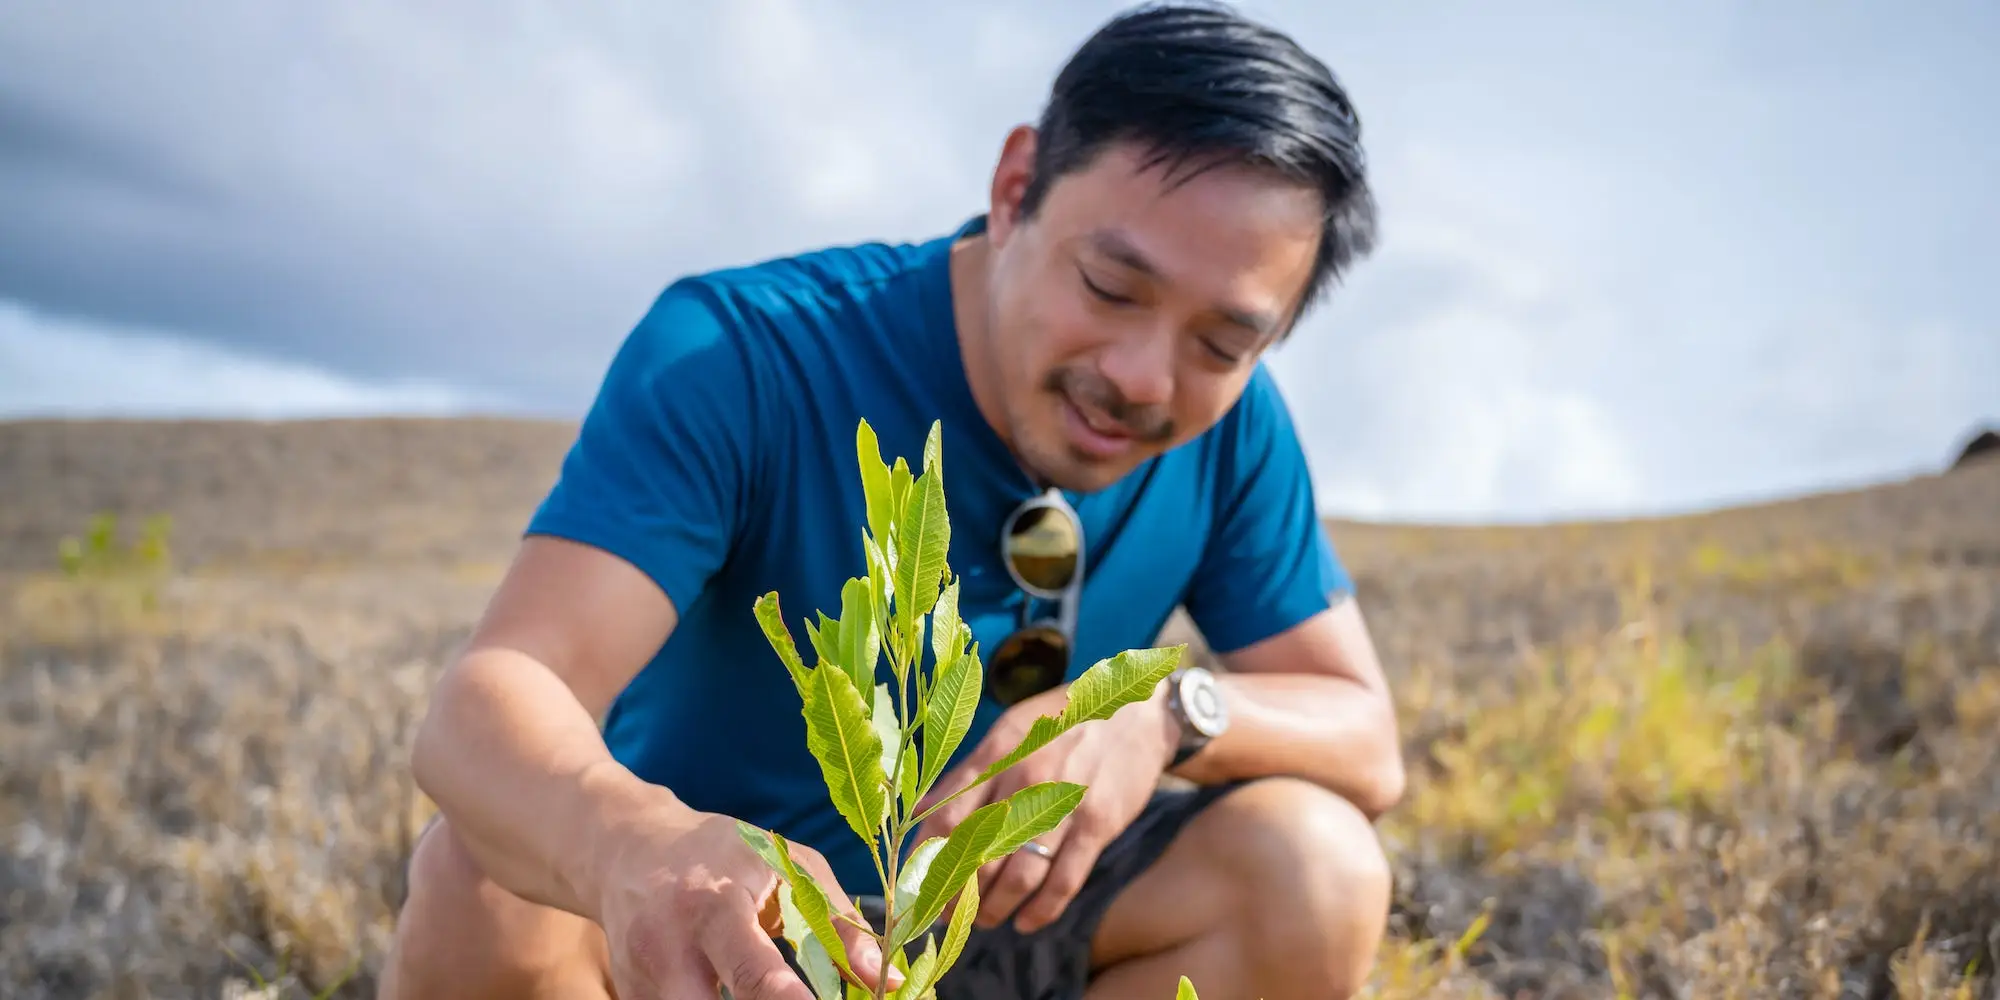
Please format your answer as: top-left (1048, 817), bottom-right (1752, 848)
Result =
top-left (985, 781), bottom-right (1086, 862)
top-left (864, 531), bottom-right (898, 667)
top-left (735, 820), bottom-right (788, 877)
top-left (889, 457), bottom-right (914, 527)
top-left (898, 937), bottom-right (938, 1000)
top-left (840, 577), bottom-right (881, 696)
top-left (753, 593), bottom-right (809, 689)
top-left (928, 577), bottom-right (965, 672)
top-left (920, 640), bottom-right (982, 792)
top-left (769, 832), bottom-right (855, 981)
top-left (802, 657), bottom-right (887, 843)
top-left (857, 419), bottom-right (895, 548)
top-left (934, 877), bottom-right (981, 982)
top-left (895, 424), bottom-right (951, 627)
top-left (888, 939), bottom-right (912, 982)
top-left (893, 836), bottom-right (947, 917)
top-left (1059, 645), bottom-right (1185, 729)
top-left (973, 714), bottom-right (1064, 785)
top-left (780, 883), bottom-right (845, 1000)
top-left (894, 873), bottom-right (982, 999)
top-left (898, 742), bottom-right (920, 814)
top-left (900, 800), bottom-right (1009, 947)
top-left (872, 683), bottom-right (901, 785)
top-left (886, 456), bottom-right (914, 582)
top-left (806, 613), bottom-right (842, 671)
top-left (1177, 975), bottom-right (1199, 1000)
top-left (963, 647), bottom-right (1182, 789)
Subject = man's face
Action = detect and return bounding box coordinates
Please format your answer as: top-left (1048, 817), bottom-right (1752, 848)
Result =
top-left (973, 128), bottom-right (1324, 493)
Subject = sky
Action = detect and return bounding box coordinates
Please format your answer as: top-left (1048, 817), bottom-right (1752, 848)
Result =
top-left (1, 0), bottom-right (1994, 523)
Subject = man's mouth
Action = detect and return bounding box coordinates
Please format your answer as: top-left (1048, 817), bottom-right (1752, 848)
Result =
top-left (1061, 392), bottom-right (1137, 459)
top-left (1075, 397), bottom-right (1132, 438)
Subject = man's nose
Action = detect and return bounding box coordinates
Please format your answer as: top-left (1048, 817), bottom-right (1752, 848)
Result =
top-left (1097, 326), bottom-right (1175, 410)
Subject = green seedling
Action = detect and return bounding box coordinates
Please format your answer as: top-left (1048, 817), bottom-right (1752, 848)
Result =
top-left (735, 417), bottom-right (1201, 1000)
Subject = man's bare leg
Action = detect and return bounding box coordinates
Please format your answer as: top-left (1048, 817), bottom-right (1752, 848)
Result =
top-left (377, 817), bottom-right (615, 1000)
top-left (1084, 777), bottom-right (1393, 1000)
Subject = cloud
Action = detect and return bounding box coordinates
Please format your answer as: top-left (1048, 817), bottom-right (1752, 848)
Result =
top-left (0, 300), bottom-right (480, 419)
top-left (0, 0), bottom-right (1993, 521)
top-left (0, 0), bottom-right (1104, 410)
top-left (1260, 0), bottom-right (1999, 520)
top-left (1267, 139), bottom-right (1647, 522)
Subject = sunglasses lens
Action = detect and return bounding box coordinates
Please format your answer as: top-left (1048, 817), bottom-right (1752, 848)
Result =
top-left (987, 624), bottom-right (1069, 706)
top-left (1005, 504), bottom-right (1079, 594)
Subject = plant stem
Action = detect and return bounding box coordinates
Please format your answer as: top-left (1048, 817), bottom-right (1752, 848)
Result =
top-left (877, 816), bottom-right (901, 1000)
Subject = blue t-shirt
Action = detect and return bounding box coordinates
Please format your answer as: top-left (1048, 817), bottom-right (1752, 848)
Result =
top-left (526, 215), bottom-right (1351, 891)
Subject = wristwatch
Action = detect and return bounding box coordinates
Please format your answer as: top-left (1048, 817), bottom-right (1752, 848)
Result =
top-left (1164, 666), bottom-right (1229, 769)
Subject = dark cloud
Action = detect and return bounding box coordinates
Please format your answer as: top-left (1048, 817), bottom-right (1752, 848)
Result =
top-left (0, 1), bottom-right (1112, 411)
top-left (0, 89), bottom-right (222, 209)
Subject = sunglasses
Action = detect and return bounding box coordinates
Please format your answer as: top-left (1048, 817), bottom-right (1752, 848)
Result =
top-left (986, 487), bottom-right (1085, 707)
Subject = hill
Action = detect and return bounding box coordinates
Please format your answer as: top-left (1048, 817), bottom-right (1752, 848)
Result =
top-left (3, 417), bottom-right (1997, 999)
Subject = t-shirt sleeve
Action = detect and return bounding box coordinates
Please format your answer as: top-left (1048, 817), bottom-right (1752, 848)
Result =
top-left (1180, 366), bottom-right (1355, 654)
top-left (525, 280), bottom-right (761, 614)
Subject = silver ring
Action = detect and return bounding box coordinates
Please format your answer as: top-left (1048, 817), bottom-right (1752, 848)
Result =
top-left (1020, 841), bottom-right (1055, 860)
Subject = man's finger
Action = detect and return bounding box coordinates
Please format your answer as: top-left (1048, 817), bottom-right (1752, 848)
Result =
top-left (1011, 823), bottom-right (1105, 934)
top-left (696, 907), bottom-right (815, 1000)
top-left (972, 838), bottom-right (1055, 929)
top-left (609, 942), bottom-right (714, 1000)
top-left (655, 961), bottom-right (729, 1000)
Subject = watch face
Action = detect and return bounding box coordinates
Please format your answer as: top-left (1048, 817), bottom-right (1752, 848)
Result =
top-left (1179, 669), bottom-right (1229, 737)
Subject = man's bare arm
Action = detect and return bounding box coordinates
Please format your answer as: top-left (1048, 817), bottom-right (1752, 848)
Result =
top-left (1166, 596), bottom-right (1406, 819)
top-left (409, 533), bottom-right (897, 996)
top-left (409, 534), bottom-right (690, 920)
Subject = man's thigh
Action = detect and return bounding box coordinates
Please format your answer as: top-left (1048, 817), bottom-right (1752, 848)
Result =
top-left (382, 815), bottom-right (614, 1000)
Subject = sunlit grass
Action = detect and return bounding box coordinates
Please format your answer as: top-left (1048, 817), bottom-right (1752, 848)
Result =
top-left (1361, 547), bottom-right (1998, 999)
top-left (5, 444), bottom-right (1997, 998)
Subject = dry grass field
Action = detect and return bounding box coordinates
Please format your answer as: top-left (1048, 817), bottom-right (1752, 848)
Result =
top-left (3, 417), bottom-right (1997, 999)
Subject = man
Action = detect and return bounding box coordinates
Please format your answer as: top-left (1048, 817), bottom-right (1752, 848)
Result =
top-left (379, 4), bottom-right (1404, 999)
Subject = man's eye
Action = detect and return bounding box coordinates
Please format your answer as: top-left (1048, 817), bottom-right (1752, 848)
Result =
top-left (1080, 270), bottom-right (1131, 305)
top-left (1200, 339), bottom-right (1242, 365)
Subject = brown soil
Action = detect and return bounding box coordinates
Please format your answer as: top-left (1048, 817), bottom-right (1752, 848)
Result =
top-left (3, 417), bottom-right (1996, 999)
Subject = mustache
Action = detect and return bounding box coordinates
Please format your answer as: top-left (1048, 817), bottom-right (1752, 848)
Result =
top-left (1045, 367), bottom-right (1175, 443)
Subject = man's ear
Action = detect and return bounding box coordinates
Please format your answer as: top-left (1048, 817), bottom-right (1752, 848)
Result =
top-left (987, 124), bottom-right (1039, 248)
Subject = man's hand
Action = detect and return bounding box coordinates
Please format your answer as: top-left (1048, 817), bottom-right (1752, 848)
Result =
top-left (592, 798), bottom-right (901, 1000)
top-left (911, 682), bottom-right (1177, 934)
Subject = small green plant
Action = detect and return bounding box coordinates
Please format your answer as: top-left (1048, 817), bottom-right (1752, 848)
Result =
top-left (59, 511), bottom-right (173, 581)
top-left (734, 418), bottom-right (1199, 1000)
top-left (54, 511), bottom-right (175, 625)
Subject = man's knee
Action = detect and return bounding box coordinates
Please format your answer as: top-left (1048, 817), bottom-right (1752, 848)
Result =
top-left (1197, 778), bottom-right (1392, 997)
top-left (382, 817), bottom-right (609, 1000)
top-left (403, 817), bottom-right (475, 902)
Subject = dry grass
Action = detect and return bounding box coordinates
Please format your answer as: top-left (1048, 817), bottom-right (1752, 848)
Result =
top-left (3, 418), bottom-right (1997, 999)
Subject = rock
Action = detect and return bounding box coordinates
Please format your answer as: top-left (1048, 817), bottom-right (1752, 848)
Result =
top-left (1950, 427), bottom-right (1999, 471)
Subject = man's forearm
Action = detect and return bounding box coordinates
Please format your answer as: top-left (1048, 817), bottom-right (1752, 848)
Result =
top-left (410, 646), bottom-right (694, 921)
top-left (1165, 671), bottom-right (1405, 818)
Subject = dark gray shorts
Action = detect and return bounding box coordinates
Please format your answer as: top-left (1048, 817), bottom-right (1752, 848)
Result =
top-left (800, 780), bottom-right (1250, 1000)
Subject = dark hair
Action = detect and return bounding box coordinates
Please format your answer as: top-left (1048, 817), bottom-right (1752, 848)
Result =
top-left (1019, 1), bottom-right (1378, 327)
